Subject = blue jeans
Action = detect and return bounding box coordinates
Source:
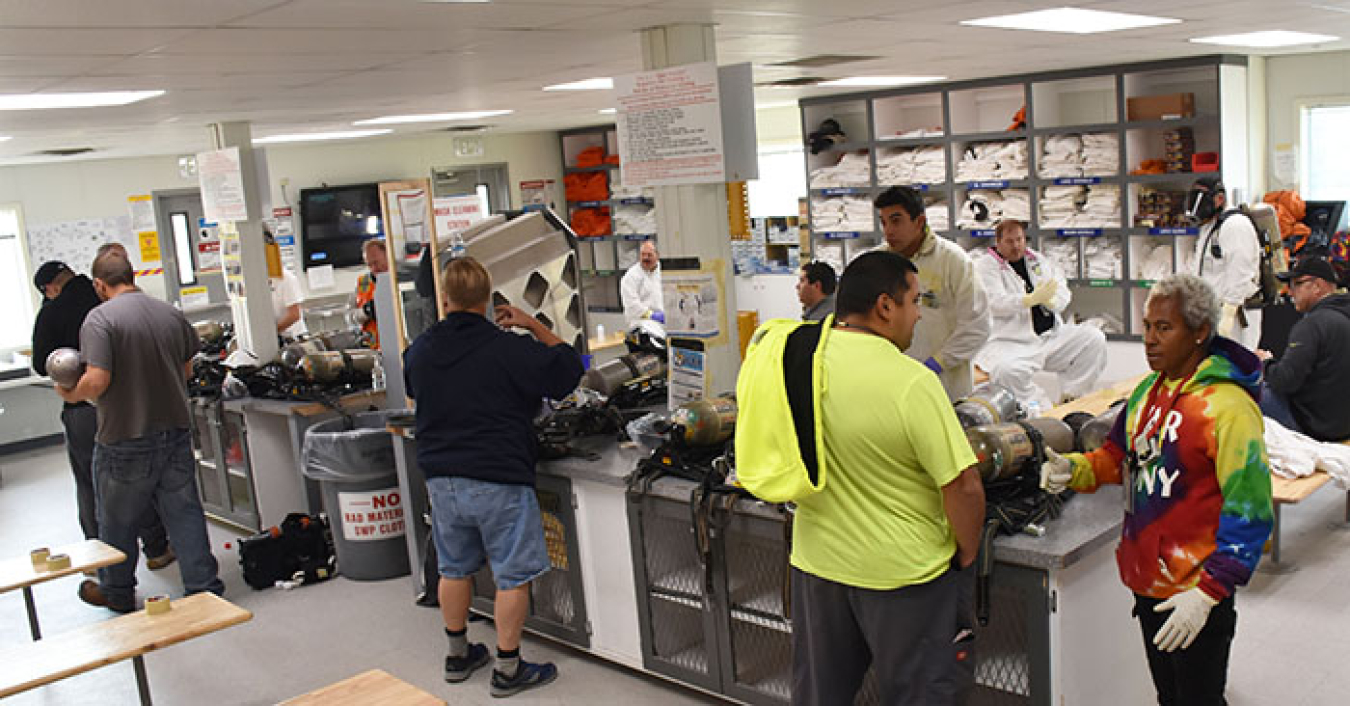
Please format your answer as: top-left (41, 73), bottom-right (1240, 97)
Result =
top-left (1259, 382), bottom-right (1304, 434)
top-left (94, 428), bottom-right (224, 605)
top-left (427, 476), bottom-right (550, 591)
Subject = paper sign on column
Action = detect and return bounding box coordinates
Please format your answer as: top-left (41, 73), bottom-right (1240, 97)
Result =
top-left (668, 344), bottom-right (706, 408)
top-left (661, 272), bottom-right (720, 337)
top-left (615, 61), bottom-right (725, 187)
top-left (196, 146), bottom-right (249, 223)
top-left (307, 264), bottom-right (335, 291)
top-left (197, 218), bottom-right (222, 271)
top-left (270, 207), bottom-right (300, 274)
top-left (127, 194), bottom-right (161, 263)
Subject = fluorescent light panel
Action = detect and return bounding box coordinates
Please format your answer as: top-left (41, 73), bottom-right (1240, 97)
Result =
top-left (961, 7), bottom-right (1179, 34)
top-left (818, 76), bottom-right (946, 87)
top-left (354, 109), bottom-right (512, 126)
top-left (0, 136), bottom-right (11, 142)
top-left (1190, 30), bottom-right (1339, 48)
top-left (254, 129), bottom-right (391, 144)
top-left (598, 108), bottom-right (617, 114)
top-left (544, 77), bottom-right (613, 91)
top-left (0, 90), bottom-right (165, 110)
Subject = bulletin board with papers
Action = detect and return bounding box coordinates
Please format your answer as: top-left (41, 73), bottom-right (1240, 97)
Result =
top-left (25, 217), bottom-right (141, 273)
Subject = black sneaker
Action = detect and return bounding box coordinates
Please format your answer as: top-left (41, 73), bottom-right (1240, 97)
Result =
top-left (490, 660), bottom-right (558, 698)
top-left (444, 643), bottom-right (490, 683)
top-left (77, 579), bottom-right (134, 614)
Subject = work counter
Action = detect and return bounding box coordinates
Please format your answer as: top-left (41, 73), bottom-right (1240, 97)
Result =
top-left (387, 429), bottom-right (1151, 705)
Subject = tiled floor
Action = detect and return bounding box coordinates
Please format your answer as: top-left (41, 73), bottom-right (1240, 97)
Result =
top-left (3, 441), bottom-right (1349, 705)
top-left (0, 443), bottom-right (710, 705)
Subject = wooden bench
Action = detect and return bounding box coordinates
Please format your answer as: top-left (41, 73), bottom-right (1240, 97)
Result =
top-left (1046, 376), bottom-right (1350, 569)
top-left (0, 539), bottom-right (125, 640)
top-left (280, 669), bottom-right (445, 706)
top-left (0, 592), bottom-right (251, 705)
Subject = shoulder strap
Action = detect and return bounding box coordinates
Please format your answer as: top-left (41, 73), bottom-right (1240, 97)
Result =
top-left (783, 321), bottom-right (824, 485)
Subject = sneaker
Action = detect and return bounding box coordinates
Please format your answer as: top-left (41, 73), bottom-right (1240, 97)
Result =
top-left (490, 661), bottom-right (558, 698)
top-left (77, 579), bottom-right (134, 614)
top-left (444, 643), bottom-right (490, 683)
top-left (146, 548), bottom-right (176, 571)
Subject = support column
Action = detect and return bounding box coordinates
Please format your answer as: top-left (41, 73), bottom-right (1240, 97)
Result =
top-left (638, 23), bottom-right (741, 397)
top-left (207, 121), bottom-right (279, 363)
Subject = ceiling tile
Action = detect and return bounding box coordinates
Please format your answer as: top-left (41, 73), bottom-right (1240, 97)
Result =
top-left (0, 28), bottom-right (198, 56)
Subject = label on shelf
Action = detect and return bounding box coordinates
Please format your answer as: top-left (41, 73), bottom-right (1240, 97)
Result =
top-left (820, 231), bottom-right (863, 240)
top-left (620, 233), bottom-right (654, 241)
top-left (1088, 279), bottom-right (1116, 287)
top-left (522, 204), bottom-right (548, 212)
top-left (1135, 280), bottom-right (1156, 287)
top-left (1148, 227), bottom-right (1198, 236)
top-left (574, 200), bottom-right (607, 208)
top-left (617, 197), bottom-right (653, 205)
top-left (968, 229), bottom-right (996, 238)
top-left (1057, 228), bottom-right (1103, 237)
top-left (966, 181), bottom-right (1009, 190)
top-left (1052, 177), bottom-right (1102, 186)
top-left (819, 187), bottom-right (870, 196)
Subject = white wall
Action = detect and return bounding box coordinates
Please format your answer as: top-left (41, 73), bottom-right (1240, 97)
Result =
top-left (1264, 50), bottom-right (1350, 190)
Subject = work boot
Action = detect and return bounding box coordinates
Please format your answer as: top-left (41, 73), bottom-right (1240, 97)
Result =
top-left (146, 547), bottom-right (176, 570)
top-left (78, 580), bottom-right (134, 614)
top-left (445, 643), bottom-right (491, 683)
top-left (490, 660), bottom-right (557, 698)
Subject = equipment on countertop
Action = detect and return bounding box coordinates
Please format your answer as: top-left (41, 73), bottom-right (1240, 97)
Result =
top-left (297, 349), bottom-right (380, 383)
top-left (1076, 402), bottom-right (1124, 452)
top-left (45, 347), bottom-right (84, 389)
top-left (670, 395), bottom-right (738, 447)
top-left (582, 352), bottom-right (665, 396)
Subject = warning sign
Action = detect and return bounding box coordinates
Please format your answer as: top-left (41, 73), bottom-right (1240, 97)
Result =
top-left (336, 488), bottom-right (406, 541)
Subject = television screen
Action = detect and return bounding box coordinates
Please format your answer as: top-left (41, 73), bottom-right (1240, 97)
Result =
top-left (300, 183), bottom-right (383, 269)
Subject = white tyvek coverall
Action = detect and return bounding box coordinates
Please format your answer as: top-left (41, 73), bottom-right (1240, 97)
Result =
top-left (971, 246), bottom-right (1107, 410)
top-left (884, 229), bottom-right (991, 399)
top-left (620, 262), bottom-right (663, 329)
top-left (1194, 213), bottom-right (1262, 349)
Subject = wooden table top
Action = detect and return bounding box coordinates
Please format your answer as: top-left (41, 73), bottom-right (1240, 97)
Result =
top-left (280, 669), bottom-right (445, 706)
top-left (0, 592), bottom-right (252, 698)
top-left (1046, 374), bottom-right (1147, 420)
top-left (0, 539), bottom-right (125, 593)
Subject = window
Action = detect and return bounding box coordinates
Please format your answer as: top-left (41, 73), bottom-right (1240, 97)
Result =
top-left (0, 204), bottom-right (37, 363)
top-left (1300, 104), bottom-right (1350, 200)
top-left (748, 145), bottom-right (808, 219)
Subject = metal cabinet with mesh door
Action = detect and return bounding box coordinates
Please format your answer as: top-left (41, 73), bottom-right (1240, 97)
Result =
top-left (468, 473), bottom-right (591, 648)
top-left (189, 400), bottom-right (260, 531)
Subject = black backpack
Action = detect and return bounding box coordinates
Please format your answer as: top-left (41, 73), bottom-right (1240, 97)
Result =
top-left (238, 512), bottom-right (336, 590)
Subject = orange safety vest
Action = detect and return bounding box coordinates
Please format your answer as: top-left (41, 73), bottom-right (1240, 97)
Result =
top-left (355, 273), bottom-right (380, 349)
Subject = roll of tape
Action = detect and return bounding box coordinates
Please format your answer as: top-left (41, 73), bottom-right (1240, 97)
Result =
top-left (30, 547), bottom-right (50, 569)
top-left (145, 594), bottom-right (172, 616)
top-left (45, 553), bottom-right (71, 571)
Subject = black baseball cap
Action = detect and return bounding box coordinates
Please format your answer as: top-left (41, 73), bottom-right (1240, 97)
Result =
top-left (33, 261), bottom-right (71, 292)
top-left (1277, 257), bottom-right (1338, 284)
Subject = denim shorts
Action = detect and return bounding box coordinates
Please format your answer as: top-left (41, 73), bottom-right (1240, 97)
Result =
top-left (427, 476), bottom-right (550, 590)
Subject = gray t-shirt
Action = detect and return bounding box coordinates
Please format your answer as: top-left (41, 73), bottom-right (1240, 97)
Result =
top-left (80, 290), bottom-right (200, 444)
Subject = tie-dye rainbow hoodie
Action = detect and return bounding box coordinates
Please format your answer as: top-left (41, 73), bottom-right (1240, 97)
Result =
top-left (1066, 337), bottom-right (1273, 601)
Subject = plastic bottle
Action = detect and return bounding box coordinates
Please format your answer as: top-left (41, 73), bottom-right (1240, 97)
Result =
top-left (450, 231), bottom-right (467, 260)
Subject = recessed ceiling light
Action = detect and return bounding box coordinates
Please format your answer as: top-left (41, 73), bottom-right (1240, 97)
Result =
top-left (961, 7), bottom-right (1179, 34)
top-left (353, 110), bottom-right (512, 126)
top-left (817, 76), bottom-right (946, 87)
top-left (544, 77), bottom-right (613, 91)
top-left (598, 108), bottom-right (617, 114)
top-left (1190, 30), bottom-right (1339, 48)
top-left (0, 90), bottom-right (165, 110)
top-left (253, 129), bottom-right (392, 145)
top-left (0, 136), bottom-right (11, 142)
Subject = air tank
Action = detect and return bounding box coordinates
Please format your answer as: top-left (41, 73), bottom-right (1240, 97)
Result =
top-left (45, 347), bottom-right (84, 389)
top-left (582, 352), bottom-right (665, 396)
top-left (964, 416), bottom-right (1073, 484)
top-left (670, 395), bottom-right (737, 446)
top-left (192, 321), bottom-right (227, 346)
top-left (954, 383), bottom-right (1021, 428)
top-left (1077, 403), bottom-right (1123, 452)
top-left (281, 337), bottom-right (327, 369)
top-left (298, 349), bottom-right (379, 382)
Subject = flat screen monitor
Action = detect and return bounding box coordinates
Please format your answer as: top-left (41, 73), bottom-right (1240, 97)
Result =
top-left (300, 183), bottom-right (383, 269)
top-left (1302, 200), bottom-right (1346, 241)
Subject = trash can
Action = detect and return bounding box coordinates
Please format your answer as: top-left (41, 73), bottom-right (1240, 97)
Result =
top-left (302, 410), bottom-right (411, 581)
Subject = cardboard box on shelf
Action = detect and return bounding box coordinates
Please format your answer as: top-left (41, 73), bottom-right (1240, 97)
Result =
top-left (1127, 93), bottom-right (1195, 121)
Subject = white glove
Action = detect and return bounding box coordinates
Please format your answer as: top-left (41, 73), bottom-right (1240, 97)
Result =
top-left (1039, 449), bottom-right (1072, 494)
top-left (1217, 304), bottom-right (1238, 338)
top-left (1152, 587), bottom-right (1219, 652)
top-left (1022, 279), bottom-right (1059, 308)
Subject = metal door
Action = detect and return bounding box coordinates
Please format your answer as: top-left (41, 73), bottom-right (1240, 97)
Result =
top-left (153, 189), bottom-right (226, 306)
top-left (431, 163), bottom-right (511, 213)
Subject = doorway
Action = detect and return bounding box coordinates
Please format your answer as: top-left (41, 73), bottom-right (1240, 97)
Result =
top-left (431, 163), bottom-right (511, 213)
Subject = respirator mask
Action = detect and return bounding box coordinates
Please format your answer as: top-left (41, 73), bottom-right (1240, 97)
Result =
top-left (1184, 181), bottom-right (1223, 225)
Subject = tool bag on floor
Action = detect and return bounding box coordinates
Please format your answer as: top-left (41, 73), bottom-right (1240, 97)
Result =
top-left (239, 512), bottom-right (337, 590)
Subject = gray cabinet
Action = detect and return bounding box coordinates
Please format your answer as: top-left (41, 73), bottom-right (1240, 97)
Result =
top-left (190, 401), bottom-right (260, 531)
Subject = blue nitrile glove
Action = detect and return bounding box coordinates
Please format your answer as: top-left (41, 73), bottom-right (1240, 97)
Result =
top-left (923, 356), bottom-right (943, 374)
top-left (651, 310), bottom-right (665, 324)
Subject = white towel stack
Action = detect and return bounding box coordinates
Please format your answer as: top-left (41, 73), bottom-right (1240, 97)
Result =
top-left (893, 127), bottom-right (944, 139)
top-left (1134, 242), bottom-right (1174, 280)
top-left (876, 146), bottom-right (946, 185)
top-left (1038, 185), bottom-right (1120, 228)
top-left (613, 204), bottom-right (657, 235)
top-left (1083, 239), bottom-right (1122, 278)
top-left (811, 196), bottom-right (874, 232)
top-left (1041, 238), bottom-right (1081, 279)
top-left (955, 140), bottom-right (1027, 181)
top-left (809, 151), bottom-right (871, 187)
top-left (1038, 133), bottom-right (1118, 178)
top-left (610, 183), bottom-right (654, 200)
top-left (956, 189), bottom-right (1031, 229)
top-left (925, 200), bottom-right (950, 232)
